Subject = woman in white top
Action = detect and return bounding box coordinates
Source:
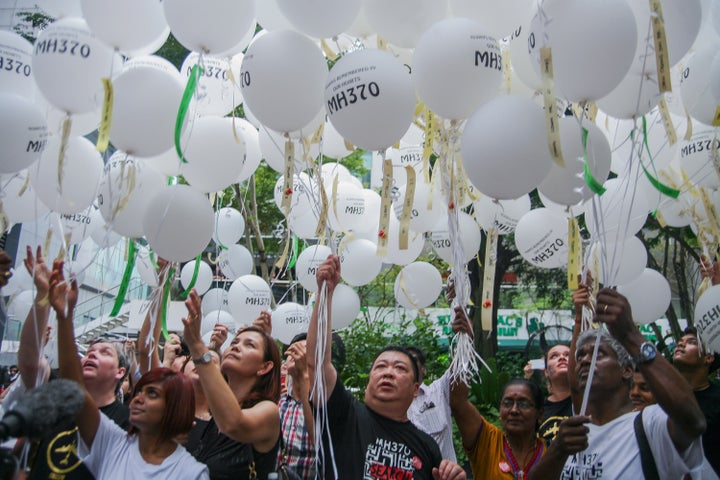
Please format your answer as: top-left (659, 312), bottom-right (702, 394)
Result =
top-left (49, 260), bottom-right (209, 479)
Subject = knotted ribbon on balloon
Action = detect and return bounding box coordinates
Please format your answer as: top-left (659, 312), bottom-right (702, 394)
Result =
top-left (179, 254), bottom-right (202, 298)
top-left (175, 64), bottom-right (203, 164)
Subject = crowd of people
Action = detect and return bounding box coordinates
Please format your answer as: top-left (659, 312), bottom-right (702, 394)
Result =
top-left (0, 246), bottom-right (717, 479)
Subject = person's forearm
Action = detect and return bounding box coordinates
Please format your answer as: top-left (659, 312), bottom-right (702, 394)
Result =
top-left (528, 447), bottom-right (568, 480)
top-left (57, 308), bottom-right (83, 384)
top-left (626, 332), bottom-right (705, 449)
top-left (569, 317), bottom-right (582, 413)
top-left (17, 298), bottom-right (50, 389)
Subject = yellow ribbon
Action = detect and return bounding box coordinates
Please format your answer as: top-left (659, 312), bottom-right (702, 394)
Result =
top-left (540, 47), bottom-right (565, 167)
top-left (96, 77), bottom-right (113, 152)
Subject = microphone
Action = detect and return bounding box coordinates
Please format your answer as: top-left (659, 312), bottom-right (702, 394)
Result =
top-left (0, 379), bottom-right (85, 441)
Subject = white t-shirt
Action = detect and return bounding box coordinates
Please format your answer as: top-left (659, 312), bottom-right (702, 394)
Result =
top-left (560, 405), bottom-right (705, 479)
top-left (78, 413), bottom-right (209, 480)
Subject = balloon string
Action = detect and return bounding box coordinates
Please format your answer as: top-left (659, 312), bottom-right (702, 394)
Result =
top-left (175, 64), bottom-right (203, 163)
top-left (638, 116), bottom-right (680, 199)
top-left (161, 266), bottom-right (175, 342)
top-left (582, 128), bottom-right (606, 195)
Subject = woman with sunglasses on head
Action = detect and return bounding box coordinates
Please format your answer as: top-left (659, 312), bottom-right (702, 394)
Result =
top-left (451, 310), bottom-right (547, 480)
top-left (182, 289), bottom-right (282, 479)
top-left (48, 260), bottom-right (209, 479)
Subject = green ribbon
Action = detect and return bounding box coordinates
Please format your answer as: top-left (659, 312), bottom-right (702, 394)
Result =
top-left (582, 128), bottom-right (606, 195)
top-left (175, 65), bottom-right (202, 164)
top-left (161, 267), bottom-right (175, 342)
top-left (180, 254), bottom-right (202, 298)
top-left (288, 235), bottom-right (299, 269)
top-left (110, 239), bottom-right (138, 317)
top-left (639, 116), bottom-right (680, 199)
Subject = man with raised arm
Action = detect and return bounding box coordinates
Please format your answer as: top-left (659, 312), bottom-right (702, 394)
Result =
top-left (529, 288), bottom-right (707, 479)
top-left (306, 255), bottom-right (465, 480)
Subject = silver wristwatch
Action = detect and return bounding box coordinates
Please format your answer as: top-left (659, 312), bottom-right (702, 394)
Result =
top-left (634, 341), bottom-right (657, 365)
top-left (193, 351), bottom-right (214, 365)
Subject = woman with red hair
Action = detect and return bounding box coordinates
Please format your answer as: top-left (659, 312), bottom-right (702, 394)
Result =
top-left (49, 261), bottom-right (209, 479)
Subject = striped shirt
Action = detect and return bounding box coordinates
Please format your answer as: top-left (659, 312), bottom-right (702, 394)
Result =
top-left (278, 393), bottom-right (316, 479)
top-left (407, 370), bottom-right (457, 463)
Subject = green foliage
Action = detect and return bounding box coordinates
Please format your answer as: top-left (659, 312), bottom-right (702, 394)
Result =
top-left (340, 314), bottom-right (451, 399)
top-left (13, 11), bottom-right (51, 42)
top-left (154, 33), bottom-right (190, 70)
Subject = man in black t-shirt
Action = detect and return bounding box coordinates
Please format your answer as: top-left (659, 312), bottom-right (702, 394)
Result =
top-left (15, 247), bottom-right (130, 479)
top-left (673, 326), bottom-right (720, 476)
top-left (307, 255), bottom-right (466, 480)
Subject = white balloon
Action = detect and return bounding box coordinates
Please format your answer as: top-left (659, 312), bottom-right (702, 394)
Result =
top-left (56, 206), bottom-right (100, 245)
top-left (217, 244), bottom-right (253, 281)
top-left (0, 93), bottom-right (48, 174)
top-left (296, 245), bottom-right (332, 292)
top-left (288, 207), bottom-right (321, 240)
top-left (135, 245), bottom-right (159, 287)
top-left (202, 310), bottom-right (237, 336)
top-left (590, 236), bottom-right (647, 286)
top-left (335, 183), bottom-right (367, 232)
top-left (31, 17), bottom-right (120, 114)
top-left (80, 0), bottom-right (168, 53)
top-left (675, 127), bottom-right (720, 189)
top-left (356, 189), bottom-right (382, 236)
top-left (241, 30), bottom-right (327, 133)
top-left (680, 45), bottom-right (720, 126)
top-left (331, 283), bottom-right (360, 329)
top-left (538, 119), bottom-right (612, 206)
top-left (428, 211), bottom-right (481, 265)
top-left (413, 18), bottom-right (502, 119)
top-left (325, 48), bottom-right (415, 151)
top-left (451, 0), bottom-right (534, 36)
top-left (322, 120), bottom-right (354, 159)
top-left (97, 154), bottom-right (166, 238)
top-left (180, 260), bottom-right (213, 296)
top-left (395, 262), bottom-right (443, 309)
top-left (339, 238), bottom-right (383, 286)
top-left (461, 95), bottom-right (552, 199)
top-left (181, 117), bottom-right (246, 193)
top-left (0, 170), bottom-right (50, 224)
top-left (584, 178), bottom-right (651, 242)
top-left (110, 56), bottom-right (185, 157)
top-left (509, 22), bottom-right (542, 91)
top-left (228, 274), bottom-right (272, 322)
top-left (143, 185), bottom-right (214, 263)
top-left (617, 268), bottom-right (671, 324)
top-left (514, 208), bottom-right (568, 269)
top-left (695, 284), bottom-right (720, 353)
top-left (391, 180), bottom-right (444, 234)
top-left (0, 31), bottom-right (35, 98)
top-left (627, 0), bottom-right (702, 75)
top-left (163, 0), bottom-right (256, 54)
top-left (382, 216), bottom-right (425, 266)
top-left (273, 172), bottom-right (318, 216)
top-left (202, 287), bottom-right (230, 313)
top-left (528, 0), bottom-right (637, 102)
top-left (277, 0), bottom-right (363, 38)
top-left (474, 194), bottom-right (531, 235)
top-left (259, 127), bottom-right (317, 173)
top-left (364, 0), bottom-right (449, 48)
top-left (272, 302), bottom-right (309, 344)
top-left (234, 119), bottom-right (262, 183)
top-left (213, 208), bottom-right (245, 247)
top-left (255, 0), bottom-right (294, 32)
top-left (138, 147), bottom-right (182, 177)
top-left (180, 52), bottom-right (243, 117)
top-left (596, 71), bottom-right (662, 119)
top-left (29, 136), bottom-right (103, 214)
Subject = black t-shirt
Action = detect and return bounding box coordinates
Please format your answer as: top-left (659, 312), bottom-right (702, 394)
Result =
top-left (538, 396), bottom-right (573, 443)
top-left (186, 417), bottom-right (278, 480)
top-left (28, 400), bottom-right (129, 480)
top-left (695, 382), bottom-right (720, 475)
top-left (318, 378), bottom-right (442, 479)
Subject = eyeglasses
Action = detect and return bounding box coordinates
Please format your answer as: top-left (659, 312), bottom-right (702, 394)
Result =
top-left (500, 398), bottom-right (535, 411)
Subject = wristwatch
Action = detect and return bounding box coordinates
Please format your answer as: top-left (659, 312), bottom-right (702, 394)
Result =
top-left (634, 341), bottom-right (657, 365)
top-left (193, 351), bottom-right (214, 365)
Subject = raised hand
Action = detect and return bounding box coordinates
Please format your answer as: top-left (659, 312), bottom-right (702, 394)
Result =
top-left (182, 289), bottom-right (204, 355)
top-left (24, 246), bottom-right (51, 296)
top-left (316, 255), bottom-right (341, 293)
top-left (48, 260), bottom-right (78, 321)
top-left (0, 249), bottom-right (12, 287)
top-left (700, 254), bottom-right (720, 286)
top-left (253, 310), bottom-right (272, 335)
top-left (432, 459), bottom-right (467, 480)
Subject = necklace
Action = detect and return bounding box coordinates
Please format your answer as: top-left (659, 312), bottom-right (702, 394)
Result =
top-left (503, 436), bottom-right (543, 480)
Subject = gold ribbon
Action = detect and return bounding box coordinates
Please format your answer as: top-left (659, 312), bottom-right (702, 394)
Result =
top-left (481, 228), bottom-right (498, 331)
top-left (376, 158), bottom-right (393, 257)
top-left (281, 139), bottom-right (295, 217)
top-left (567, 217), bottom-right (580, 290)
top-left (649, 0), bottom-right (672, 93)
top-left (658, 97), bottom-right (677, 146)
top-left (96, 77), bottom-right (113, 152)
top-left (540, 47), bottom-right (565, 167)
top-left (398, 166), bottom-right (415, 250)
top-left (57, 117), bottom-right (72, 196)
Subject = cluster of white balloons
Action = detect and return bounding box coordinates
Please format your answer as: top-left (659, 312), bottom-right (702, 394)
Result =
top-left (1, 0), bottom-right (719, 332)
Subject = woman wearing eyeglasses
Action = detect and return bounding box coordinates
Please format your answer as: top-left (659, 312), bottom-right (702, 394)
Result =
top-left (451, 311), bottom-right (547, 479)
